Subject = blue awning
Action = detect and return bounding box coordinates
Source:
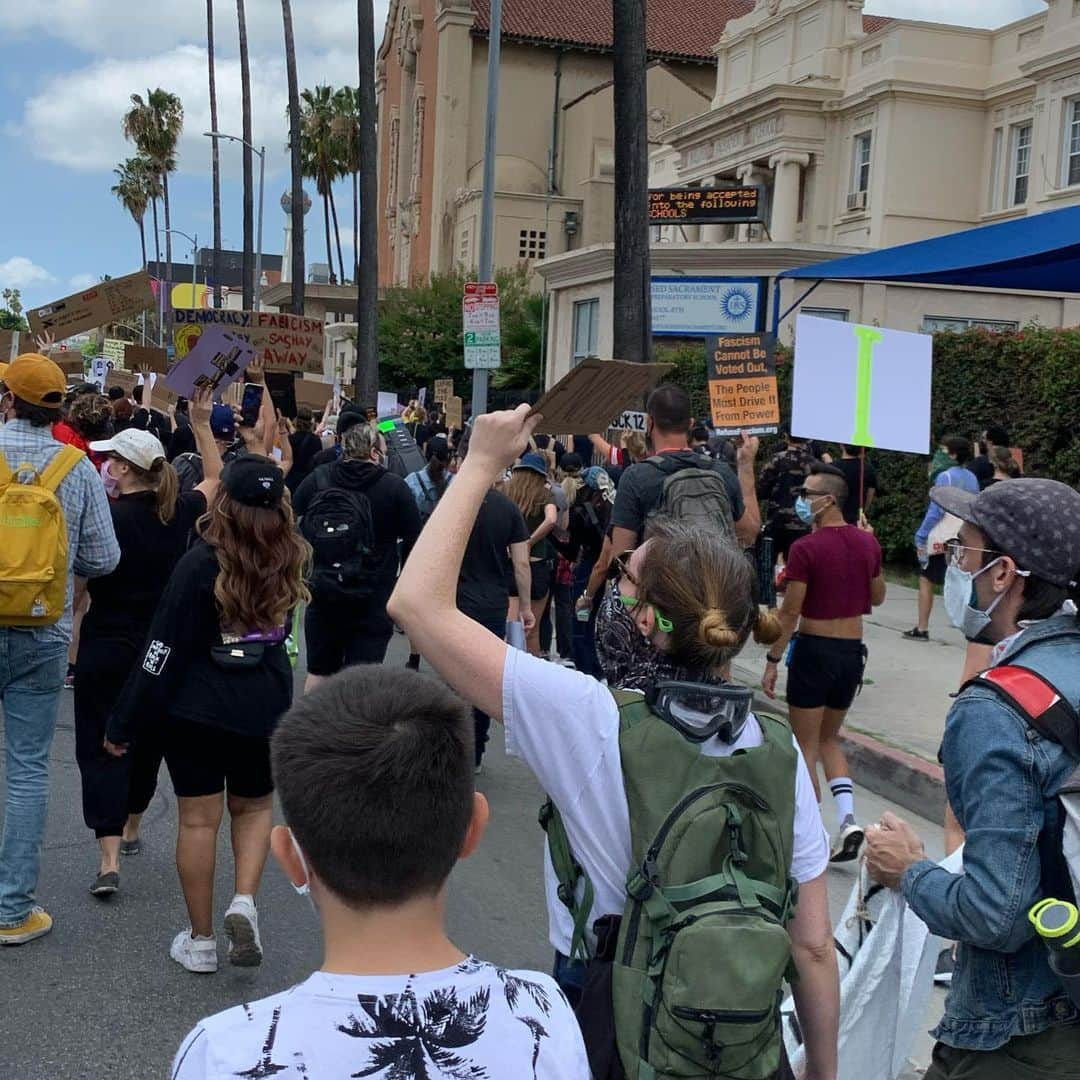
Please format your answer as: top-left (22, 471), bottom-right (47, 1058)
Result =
top-left (778, 205), bottom-right (1080, 293)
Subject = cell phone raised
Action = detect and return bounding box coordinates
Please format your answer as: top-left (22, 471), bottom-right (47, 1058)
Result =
top-left (239, 382), bottom-right (264, 428)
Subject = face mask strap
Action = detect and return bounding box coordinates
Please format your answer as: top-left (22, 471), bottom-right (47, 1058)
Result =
top-left (290, 829), bottom-right (312, 897)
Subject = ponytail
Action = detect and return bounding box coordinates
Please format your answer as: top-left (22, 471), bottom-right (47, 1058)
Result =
top-left (152, 460), bottom-right (179, 525)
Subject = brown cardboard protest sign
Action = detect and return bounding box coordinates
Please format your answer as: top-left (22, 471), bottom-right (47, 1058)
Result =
top-left (105, 369), bottom-right (139, 397)
top-left (706, 333), bottom-right (779, 436)
top-left (28, 270), bottom-right (155, 340)
top-left (295, 378), bottom-right (334, 410)
top-left (0, 329), bottom-right (38, 360)
top-left (434, 379), bottom-right (454, 404)
top-left (528, 358), bottom-right (674, 434)
top-left (445, 396), bottom-right (463, 431)
top-left (173, 309), bottom-right (324, 374)
top-left (50, 351), bottom-right (86, 378)
top-left (125, 344), bottom-right (170, 374)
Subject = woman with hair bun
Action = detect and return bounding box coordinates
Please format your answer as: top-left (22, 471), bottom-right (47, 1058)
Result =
top-left (390, 405), bottom-right (838, 1080)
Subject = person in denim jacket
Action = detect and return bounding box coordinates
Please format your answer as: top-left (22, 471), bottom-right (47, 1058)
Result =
top-left (867, 477), bottom-right (1080, 1079)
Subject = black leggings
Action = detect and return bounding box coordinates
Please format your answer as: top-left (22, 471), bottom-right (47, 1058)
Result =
top-left (74, 639), bottom-right (164, 838)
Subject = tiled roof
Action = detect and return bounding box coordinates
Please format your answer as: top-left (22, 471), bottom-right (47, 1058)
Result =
top-left (471, 1), bottom-right (895, 62)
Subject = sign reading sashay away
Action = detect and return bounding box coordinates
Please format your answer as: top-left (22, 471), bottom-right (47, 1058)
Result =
top-left (707, 333), bottom-right (779, 437)
top-left (173, 309), bottom-right (324, 374)
top-left (28, 270), bottom-right (156, 340)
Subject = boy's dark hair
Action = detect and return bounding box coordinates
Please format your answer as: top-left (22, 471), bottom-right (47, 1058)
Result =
top-left (942, 434), bottom-right (972, 464)
top-left (646, 383), bottom-right (691, 434)
top-left (12, 395), bottom-right (59, 427)
top-left (984, 425), bottom-right (1010, 447)
top-left (272, 666), bottom-right (475, 907)
top-left (809, 461), bottom-right (849, 502)
top-left (107, 386), bottom-right (125, 401)
top-left (690, 424), bottom-right (710, 444)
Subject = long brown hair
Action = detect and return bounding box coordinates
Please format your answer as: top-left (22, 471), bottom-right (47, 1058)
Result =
top-left (505, 467), bottom-right (550, 521)
top-left (636, 518), bottom-right (781, 673)
top-left (197, 489), bottom-right (311, 633)
top-left (118, 456), bottom-right (180, 525)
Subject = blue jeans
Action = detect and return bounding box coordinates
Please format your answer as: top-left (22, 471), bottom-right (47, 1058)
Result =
top-left (0, 630), bottom-right (68, 926)
top-left (571, 559), bottom-right (600, 678)
top-left (553, 950), bottom-right (587, 1009)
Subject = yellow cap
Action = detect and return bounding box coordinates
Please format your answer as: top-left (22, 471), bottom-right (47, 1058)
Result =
top-left (4, 353), bottom-right (66, 409)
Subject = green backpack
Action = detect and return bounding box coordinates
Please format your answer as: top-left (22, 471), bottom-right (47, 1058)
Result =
top-left (543, 689), bottom-right (799, 1080)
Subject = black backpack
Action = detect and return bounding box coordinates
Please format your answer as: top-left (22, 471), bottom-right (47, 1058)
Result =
top-left (300, 470), bottom-right (379, 603)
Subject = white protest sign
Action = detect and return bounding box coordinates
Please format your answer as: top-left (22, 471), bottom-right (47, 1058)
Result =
top-left (462, 282), bottom-right (501, 370)
top-left (791, 315), bottom-right (932, 455)
top-left (610, 410), bottom-right (647, 432)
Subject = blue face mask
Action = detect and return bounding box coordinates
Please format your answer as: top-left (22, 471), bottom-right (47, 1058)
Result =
top-left (794, 495), bottom-right (817, 525)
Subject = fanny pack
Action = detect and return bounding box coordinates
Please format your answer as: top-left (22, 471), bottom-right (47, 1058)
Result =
top-left (211, 625), bottom-right (287, 670)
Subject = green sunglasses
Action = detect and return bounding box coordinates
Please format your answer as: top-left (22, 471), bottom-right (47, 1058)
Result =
top-left (618, 593), bottom-right (674, 634)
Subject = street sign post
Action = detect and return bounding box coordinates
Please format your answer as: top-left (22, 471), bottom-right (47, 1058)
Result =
top-left (463, 281), bottom-right (501, 370)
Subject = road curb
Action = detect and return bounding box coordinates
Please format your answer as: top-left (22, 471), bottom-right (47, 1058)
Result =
top-left (738, 674), bottom-right (947, 822)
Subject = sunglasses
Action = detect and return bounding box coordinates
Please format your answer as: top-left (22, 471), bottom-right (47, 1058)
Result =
top-left (608, 553), bottom-right (674, 633)
top-left (793, 487), bottom-right (829, 499)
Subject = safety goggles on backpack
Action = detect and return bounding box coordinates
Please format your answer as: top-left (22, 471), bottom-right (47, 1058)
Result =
top-left (646, 681), bottom-right (753, 744)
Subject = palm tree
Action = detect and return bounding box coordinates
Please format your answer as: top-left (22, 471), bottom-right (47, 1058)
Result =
top-left (332, 85), bottom-right (360, 285)
top-left (282, 0), bottom-right (305, 315)
top-left (300, 85), bottom-right (346, 285)
top-left (356, 0), bottom-right (380, 403)
top-left (237, 0), bottom-right (254, 309)
top-left (122, 89), bottom-right (183, 316)
top-left (207, 0), bottom-right (222, 307)
top-left (111, 156), bottom-right (159, 268)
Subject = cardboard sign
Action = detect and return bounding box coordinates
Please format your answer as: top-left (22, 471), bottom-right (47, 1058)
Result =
top-left (173, 308), bottom-right (325, 374)
top-left (791, 315), bottom-right (932, 454)
top-left (446, 395), bottom-right (463, 431)
top-left (529, 358), bottom-right (674, 434)
top-left (105, 369), bottom-right (138, 397)
top-left (28, 270), bottom-right (155, 340)
top-left (165, 325), bottom-right (256, 397)
top-left (125, 344), bottom-right (169, 374)
top-left (295, 378), bottom-right (334, 410)
top-left (0, 329), bottom-right (38, 360)
top-left (610, 410), bottom-right (647, 432)
top-left (706, 333), bottom-right (779, 436)
top-left (102, 338), bottom-right (128, 367)
top-left (434, 379), bottom-right (454, 404)
top-left (53, 352), bottom-right (87, 378)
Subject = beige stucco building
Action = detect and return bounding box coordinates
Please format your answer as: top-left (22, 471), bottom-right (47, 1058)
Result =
top-left (538, 0), bottom-right (1080, 385)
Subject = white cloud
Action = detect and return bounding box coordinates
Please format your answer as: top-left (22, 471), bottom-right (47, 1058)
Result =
top-left (0, 256), bottom-right (56, 289)
top-left (864, 0), bottom-right (1045, 28)
top-left (69, 273), bottom-right (97, 290)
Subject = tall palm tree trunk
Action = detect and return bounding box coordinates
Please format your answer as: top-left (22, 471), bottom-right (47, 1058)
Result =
top-left (162, 171), bottom-right (173, 331)
top-left (282, 0), bottom-right (305, 315)
top-left (322, 192), bottom-right (334, 281)
top-left (237, 0), bottom-right (254, 309)
top-left (138, 217), bottom-right (147, 269)
top-left (356, 0), bottom-right (380, 402)
top-left (208, 0), bottom-right (223, 307)
top-left (329, 186), bottom-right (346, 285)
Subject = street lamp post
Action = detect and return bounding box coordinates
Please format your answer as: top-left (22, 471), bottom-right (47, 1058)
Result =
top-left (204, 131), bottom-right (266, 310)
top-left (159, 228), bottom-right (198, 346)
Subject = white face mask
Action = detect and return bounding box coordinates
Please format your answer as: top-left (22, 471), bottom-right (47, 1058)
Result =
top-left (944, 558), bottom-right (1008, 642)
top-left (288, 830), bottom-right (319, 917)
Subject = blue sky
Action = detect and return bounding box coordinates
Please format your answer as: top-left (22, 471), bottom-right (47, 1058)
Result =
top-left (0, 0), bottom-right (1046, 316)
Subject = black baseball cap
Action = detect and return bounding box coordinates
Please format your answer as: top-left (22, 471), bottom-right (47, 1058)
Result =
top-left (336, 404), bottom-right (368, 438)
top-left (222, 454), bottom-right (285, 508)
top-left (931, 478), bottom-right (1080, 588)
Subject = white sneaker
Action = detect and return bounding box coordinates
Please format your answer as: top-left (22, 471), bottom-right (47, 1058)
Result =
top-left (170, 929), bottom-right (218, 973)
top-left (830, 815), bottom-right (865, 863)
top-left (224, 895), bottom-right (263, 967)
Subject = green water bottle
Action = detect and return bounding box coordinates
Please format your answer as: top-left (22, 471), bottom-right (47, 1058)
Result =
top-left (1030, 898), bottom-right (1080, 986)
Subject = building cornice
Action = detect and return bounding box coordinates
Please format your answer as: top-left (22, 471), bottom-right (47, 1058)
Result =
top-left (1019, 45), bottom-right (1080, 82)
top-left (434, 0), bottom-right (474, 34)
top-left (831, 79), bottom-right (990, 113)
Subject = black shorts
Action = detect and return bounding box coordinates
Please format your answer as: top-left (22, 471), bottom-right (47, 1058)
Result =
top-left (530, 559), bottom-right (552, 602)
top-left (786, 635), bottom-right (867, 711)
top-left (304, 602), bottom-right (393, 676)
top-left (164, 717), bottom-right (273, 799)
top-left (920, 553), bottom-right (947, 586)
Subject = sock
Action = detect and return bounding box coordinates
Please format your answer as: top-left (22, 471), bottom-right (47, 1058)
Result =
top-left (406, 653), bottom-right (421, 670)
top-left (231, 893), bottom-right (255, 909)
top-left (829, 778), bottom-right (855, 827)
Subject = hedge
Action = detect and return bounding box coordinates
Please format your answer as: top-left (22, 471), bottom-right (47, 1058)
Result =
top-left (657, 326), bottom-right (1080, 563)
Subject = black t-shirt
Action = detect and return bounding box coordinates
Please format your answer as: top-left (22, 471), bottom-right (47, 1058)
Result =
top-left (286, 430), bottom-right (324, 493)
top-left (84, 490), bottom-right (207, 648)
top-left (108, 541), bottom-right (294, 744)
top-left (970, 454), bottom-right (994, 490)
top-left (835, 456), bottom-right (879, 525)
top-left (610, 450), bottom-right (745, 543)
top-left (552, 497), bottom-right (609, 565)
top-left (457, 490), bottom-right (529, 623)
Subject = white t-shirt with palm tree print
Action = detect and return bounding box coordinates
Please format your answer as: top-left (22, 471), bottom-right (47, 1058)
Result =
top-left (171, 957), bottom-right (589, 1079)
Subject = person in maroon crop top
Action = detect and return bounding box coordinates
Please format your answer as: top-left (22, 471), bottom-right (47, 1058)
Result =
top-left (761, 462), bottom-right (886, 863)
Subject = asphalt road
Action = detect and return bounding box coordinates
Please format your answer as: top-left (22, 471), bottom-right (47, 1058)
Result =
top-left (0, 634), bottom-right (945, 1079)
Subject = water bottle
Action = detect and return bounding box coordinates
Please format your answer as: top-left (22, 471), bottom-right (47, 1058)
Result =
top-left (1029, 898), bottom-right (1080, 1005)
top-left (576, 595), bottom-right (591, 623)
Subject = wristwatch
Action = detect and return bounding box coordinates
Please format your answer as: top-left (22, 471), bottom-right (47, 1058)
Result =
top-left (765, 654), bottom-right (783, 665)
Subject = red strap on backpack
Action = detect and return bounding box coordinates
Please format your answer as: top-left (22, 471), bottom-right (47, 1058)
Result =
top-left (970, 666), bottom-right (1080, 760)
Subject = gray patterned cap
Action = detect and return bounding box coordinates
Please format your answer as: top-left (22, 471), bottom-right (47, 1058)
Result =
top-left (931, 478), bottom-right (1080, 588)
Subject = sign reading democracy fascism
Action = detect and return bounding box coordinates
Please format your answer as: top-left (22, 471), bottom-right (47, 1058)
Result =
top-left (791, 315), bottom-right (932, 454)
top-left (648, 187), bottom-right (764, 225)
top-left (706, 333), bottom-right (779, 436)
top-left (173, 308), bottom-right (324, 374)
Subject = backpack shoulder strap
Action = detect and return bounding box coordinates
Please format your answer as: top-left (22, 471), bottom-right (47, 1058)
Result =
top-left (538, 799), bottom-right (594, 962)
top-left (0, 450), bottom-right (11, 486)
top-left (314, 466), bottom-right (331, 493)
top-left (967, 665), bottom-right (1080, 760)
top-left (612, 688), bottom-right (654, 732)
top-left (39, 445), bottom-right (84, 493)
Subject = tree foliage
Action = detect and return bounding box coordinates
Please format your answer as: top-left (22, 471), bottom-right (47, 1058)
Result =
top-left (0, 288), bottom-right (28, 331)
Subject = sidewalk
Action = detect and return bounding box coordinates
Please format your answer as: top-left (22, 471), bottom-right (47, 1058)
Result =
top-left (734, 579), bottom-right (967, 816)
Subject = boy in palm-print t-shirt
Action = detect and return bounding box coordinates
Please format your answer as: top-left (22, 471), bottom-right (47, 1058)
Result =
top-left (171, 668), bottom-right (586, 1080)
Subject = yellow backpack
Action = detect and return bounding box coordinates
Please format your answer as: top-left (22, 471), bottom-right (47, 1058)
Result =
top-left (0, 445), bottom-right (84, 626)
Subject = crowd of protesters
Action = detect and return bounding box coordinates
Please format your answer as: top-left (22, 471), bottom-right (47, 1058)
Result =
top-left (0, 348), bottom-right (1076, 1080)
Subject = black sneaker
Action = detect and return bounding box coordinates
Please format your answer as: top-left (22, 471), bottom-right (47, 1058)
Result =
top-left (902, 628), bottom-right (929, 641)
top-left (90, 871), bottom-right (119, 898)
top-left (934, 946), bottom-right (955, 985)
top-left (120, 838), bottom-right (141, 856)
